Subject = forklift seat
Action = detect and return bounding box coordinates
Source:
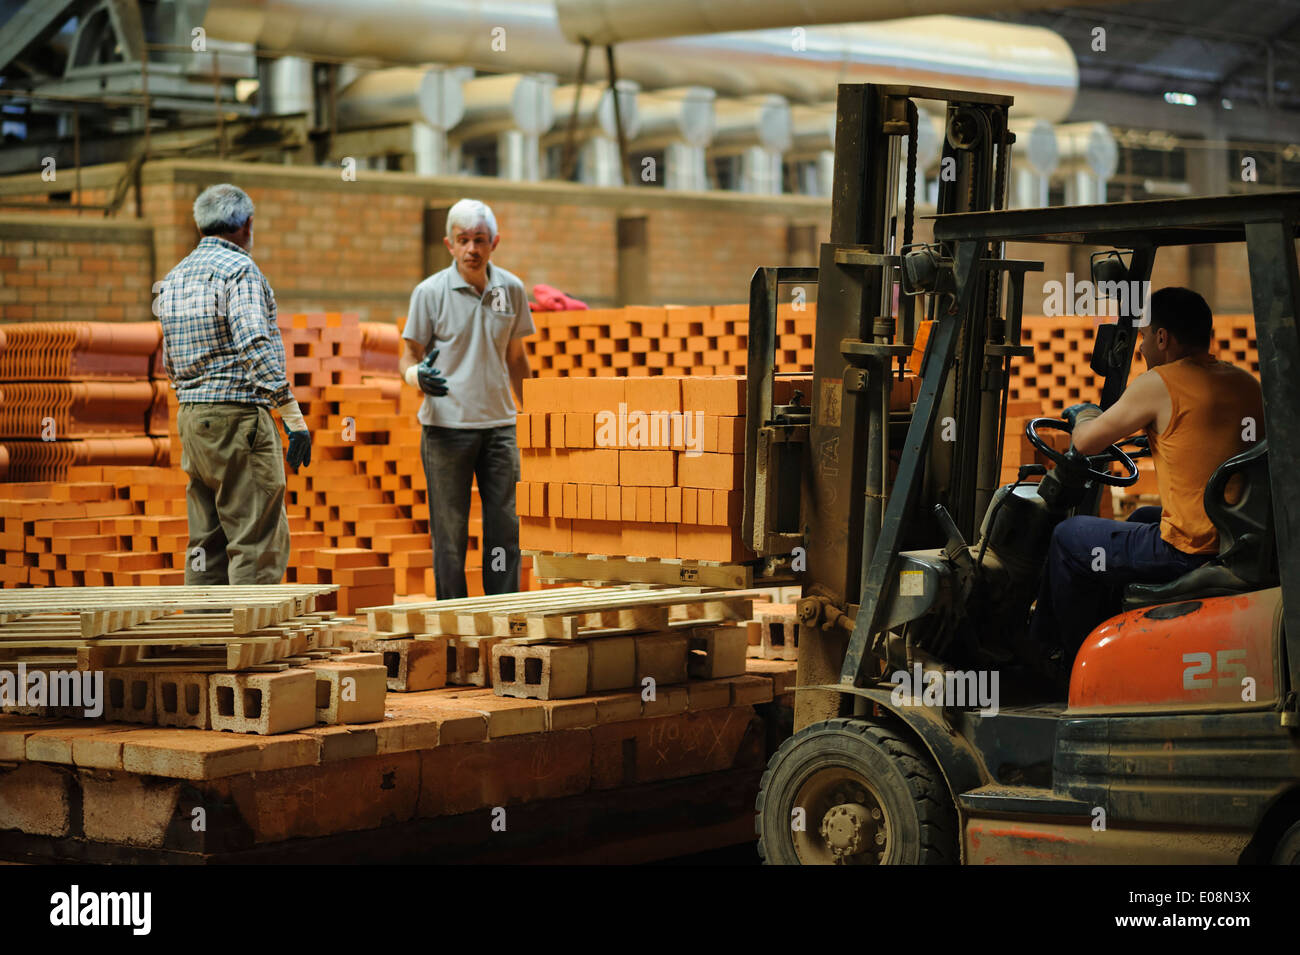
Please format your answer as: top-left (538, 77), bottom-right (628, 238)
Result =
top-left (1123, 440), bottom-right (1275, 610)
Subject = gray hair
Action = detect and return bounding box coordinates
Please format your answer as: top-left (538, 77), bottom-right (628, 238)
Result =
top-left (445, 198), bottom-right (498, 240)
top-left (193, 183), bottom-right (254, 236)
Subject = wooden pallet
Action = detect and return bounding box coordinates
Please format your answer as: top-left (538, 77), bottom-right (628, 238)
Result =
top-left (366, 585), bottom-right (756, 641)
top-left (0, 585), bottom-right (338, 637)
top-left (0, 585), bottom-right (345, 671)
top-left (526, 551), bottom-right (757, 589)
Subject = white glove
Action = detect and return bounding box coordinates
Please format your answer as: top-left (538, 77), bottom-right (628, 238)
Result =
top-left (277, 399), bottom-right (306, 432)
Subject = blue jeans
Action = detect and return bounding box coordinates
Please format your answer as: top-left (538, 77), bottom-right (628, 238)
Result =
top-left (1028, 506), bottom-right (1212, 661)
top-left (421, 424), bottom-right (521, 599)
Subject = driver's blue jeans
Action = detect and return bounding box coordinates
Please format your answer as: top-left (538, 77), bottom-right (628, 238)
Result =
top-left (1027, 506), bottom-right (1212, 664)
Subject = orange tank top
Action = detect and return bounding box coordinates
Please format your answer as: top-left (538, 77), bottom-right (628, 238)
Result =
top-left (1145, 353), bottom-right (1264, 554)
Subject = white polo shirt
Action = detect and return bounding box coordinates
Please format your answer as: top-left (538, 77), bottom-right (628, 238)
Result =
top-left (403, 262), bottom-right (535, 429)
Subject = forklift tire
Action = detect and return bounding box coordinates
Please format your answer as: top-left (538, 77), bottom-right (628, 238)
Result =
top-left (755, 717), bottom-right (957, 865)
top-left (1271, 820), bottom-right (1300, 864)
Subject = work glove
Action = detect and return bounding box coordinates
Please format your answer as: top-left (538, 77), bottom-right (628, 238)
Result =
top-left (405, 348), bottom-right (449, 397)
top-left (1062, 402), bottom-right (1102, 430)
top-left (277, 399), bottom-right (312, 471)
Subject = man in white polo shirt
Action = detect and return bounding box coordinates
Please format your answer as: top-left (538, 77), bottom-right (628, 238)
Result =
top-left (400, 199), bottom-right (534, 598)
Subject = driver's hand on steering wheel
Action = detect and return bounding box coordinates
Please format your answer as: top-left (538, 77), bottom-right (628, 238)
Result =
top-left (1062, 402), bottom-right (1102, 431)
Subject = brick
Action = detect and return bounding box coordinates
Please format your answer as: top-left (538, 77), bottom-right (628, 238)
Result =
top-left (677, 452), bottom-right (741, 489)
top-left (543, 697), bottom-right (598, 730)
top-left (493, 643), bottom-right (589, 700)
top-left (624, 376), bottom-right (681, 413)
top-left (105, 668), bottom-right (156, 724)
top-left (726, 674), bottom-right (775, 706)
top-left (354, 635), bottom-right (448, 691)
top-left (686, 679), bottom-right (733, 711)
top-left (619, 450), bottom-right (675, 486)
top-left (621, 522), bottom-right (675, 558)
top-left (682, 376), bottom-right (745, 416)
top-left (305, 661), bottom-right (387, 724)
top-left (586, 635), bottom-right (635, 691)
top-left (634, 633), bottom-right (688, 686)
top-left (433, 688), bottom-right (547, 737)
top-left (209, 669), bottom-right (316, 735)
top-left (571, 376), bottom-right (625, 414)
top-left (113, 728), bottom-right (263, 779)
top-left (81, 773), bottom-right (180, 848)
top-left (0, 763), bottom-right (70, 836)
top-left (642, 682), bottom-right (689, 718)
top-left (687, 625), bottom-right (749, 678)
top-left (155, 671), bottom-right (211, 729)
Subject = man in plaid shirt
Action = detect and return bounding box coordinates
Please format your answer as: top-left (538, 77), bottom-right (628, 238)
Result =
top-left (155, 183), bottom-right (311, 585)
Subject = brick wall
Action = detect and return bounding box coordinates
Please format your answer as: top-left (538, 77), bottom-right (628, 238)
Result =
top-left (0, 217), bottom-right (153, 323)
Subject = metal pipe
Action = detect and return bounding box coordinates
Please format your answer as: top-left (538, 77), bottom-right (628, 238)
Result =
top-left (1055, 121), bottom-right (1117, 205)
top-left (548, 79), bottom-right (640, 141)
top-left (199, 1), bottom-right (1079, 120)
top-left (336, 66), bottom-right (468, 130)
top-left (454, 72), bottom-right (557, 140)
top-left (555, 0), bottom-right (1127, 44)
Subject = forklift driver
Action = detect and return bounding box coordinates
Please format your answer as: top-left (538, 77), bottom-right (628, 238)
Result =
top-left (1027, 286), bottom-right (1264, 682)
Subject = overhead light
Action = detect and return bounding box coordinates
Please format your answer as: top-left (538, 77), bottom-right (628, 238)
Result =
top-left (1222, 98), bottom-right (1234, 109)
top-left (1164, 91), bottom-right (1198, 107)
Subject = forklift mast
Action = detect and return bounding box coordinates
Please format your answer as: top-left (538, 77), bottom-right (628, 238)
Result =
top-left (744, 84), bottom-right (1023, 730)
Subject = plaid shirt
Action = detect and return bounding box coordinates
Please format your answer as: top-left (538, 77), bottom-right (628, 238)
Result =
top-left (155, 236), bottom-right (293, 407)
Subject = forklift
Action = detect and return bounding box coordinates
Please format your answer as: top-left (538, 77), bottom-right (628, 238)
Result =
top-left (744, 83), bottom-right (1300, 864)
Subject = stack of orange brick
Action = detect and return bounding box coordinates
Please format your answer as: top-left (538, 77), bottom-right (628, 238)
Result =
top-left (0, 467), bottom-right (186, 588)
top-left (517, 373), bottom-right (920, 562)
top-left (525, 303), bottom-right (815, 377)
top-left (0, 321), bottom-right (169, 481)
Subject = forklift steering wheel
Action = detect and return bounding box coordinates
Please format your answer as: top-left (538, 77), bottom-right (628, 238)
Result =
top-left (1025, 417), bottom-right (1140, 487)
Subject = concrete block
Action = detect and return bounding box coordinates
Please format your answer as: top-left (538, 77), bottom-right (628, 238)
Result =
top-left (757, 604), bottom-right (799, 660)
top-left (634, 633), bottom-right (688, 686)
top-left (354, 636), bottom-right (446, 691)
top-left (305, 661), bottom-right (386, 724)
top-left (105, 669), bottom-right (156, 724)
top-left (587, 635), bottom-right (635, 691)
top-left (155, 671), bottom-right (210, 729)
top-left (493, 643), bottom-right (589, 700)
top-left (209, 669), bottom-right (316, 735)
top-left (447, 637), bottom-right (499, 686)
top-left (687, 625), bottom-right (748, 679)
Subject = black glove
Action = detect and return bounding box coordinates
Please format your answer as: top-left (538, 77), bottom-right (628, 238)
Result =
top-left (417, 349), bottom-right (449, 397)
top-left (1062, 402), bottom-right (1102, 430)
top-left (284, 424), bottom-right (312, 470)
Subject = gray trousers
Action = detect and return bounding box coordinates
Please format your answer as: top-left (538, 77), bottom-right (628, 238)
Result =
top-left (421, 424), bottom-right (521, 599)
top-left (177, 402), bottom-right (289, 585)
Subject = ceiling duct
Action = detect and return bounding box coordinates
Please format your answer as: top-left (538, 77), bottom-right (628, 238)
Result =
top-left (198, 1), bottom-right (1078, 120)
top-left (336, 66), bottom-right (468, 130)
top-left (632, 87), bottom-right (716, 191)
top-left (554, 0), bottom-right (1126, 44)
top-left (1009, 118), bottom-right (1059, 207)
top-left (1055, 121), bottom-right (1118, 205)
top-left (548, 79), bottom-right (640, 185)
top-left (454, 72), bottom-right (558, 181)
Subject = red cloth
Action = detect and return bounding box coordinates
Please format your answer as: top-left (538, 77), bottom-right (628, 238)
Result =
top-left (530, 284), bottom-right (589, 311)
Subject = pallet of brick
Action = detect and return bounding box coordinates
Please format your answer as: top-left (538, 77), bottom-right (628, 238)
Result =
top-left (516, 372), bottom-right (918, 563)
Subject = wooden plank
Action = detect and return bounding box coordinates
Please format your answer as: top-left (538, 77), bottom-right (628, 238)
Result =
top-left (528, 551), bottom-right (754, 589)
